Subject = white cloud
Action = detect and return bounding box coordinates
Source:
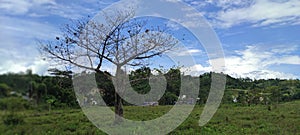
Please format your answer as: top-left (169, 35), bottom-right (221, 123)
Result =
top-left (0, 48), bottom-right (50, 75)
top-left (221, 45), bottom-right (300, 79)
top-left (181, 64), bottom-right (212, 76)
top-left (0, 0), bottom-right (56, 15)
top-left (0, 15), bottom-right (59, 75)
top-left (166, 21), bottom-right (181, 30)
top-left (29, 60), bottom-right (51, 75)
top-left (270, 45), bottom-right (298, 54)
top-left (0, 0), bottom-right (98, 19)
top-left (181, 45), bottom-right (300, 79)
top-left (243, 70), bottom-right (296, 80)
top-left (212, 0), bottom-right (300, 28)
top-left (181, 0), bottom-right (300, 28)
top-left (46, 3), bottom-right (97, 19)
top-left (215, 0), bottom-right (253, 10)
top-left (170, 48), bottom-right (203, 56)
top-left (267, 56), bottom-right (300, 65)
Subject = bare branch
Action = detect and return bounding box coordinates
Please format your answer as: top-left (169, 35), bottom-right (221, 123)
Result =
top-left (39, 8), bottom-right (178, 74)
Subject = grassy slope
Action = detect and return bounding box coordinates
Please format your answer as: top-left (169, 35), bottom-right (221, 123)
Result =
top-left (0, 100), bottom-right (299, 135)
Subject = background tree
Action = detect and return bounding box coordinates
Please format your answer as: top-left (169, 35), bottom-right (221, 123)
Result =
top-left (129, 67), bottom-right (151, 95)
top-left (36, 83), bottom-right (47, 105)
top-left (40, 9), bottom-right (178, 122)
top-left (95, 71), bottom-right (115, 106)
top-left (0, 83), bottom-right (11, 98)
top-left (198, 73), bottom-right (211, 104)
top-left (48, 68), bottom-right (73, 79)
top-left (165, 68), bottom-right (181, 96)
top-left (268, 86), bottom-right (281, 105)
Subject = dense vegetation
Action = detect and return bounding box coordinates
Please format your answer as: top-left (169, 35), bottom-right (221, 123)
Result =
top-left (0, 67), bottom-right (300, 134)
top-left (0, 69), bottom-right (77, 109)
top-left (1, 68), bottom-right (299, 107)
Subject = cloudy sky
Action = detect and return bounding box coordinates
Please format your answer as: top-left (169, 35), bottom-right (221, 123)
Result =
top-left (0, 0), bottom-right (299, 79)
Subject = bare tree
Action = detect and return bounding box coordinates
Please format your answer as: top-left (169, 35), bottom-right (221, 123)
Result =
top-left (40, 8), bottom-right (178, 122)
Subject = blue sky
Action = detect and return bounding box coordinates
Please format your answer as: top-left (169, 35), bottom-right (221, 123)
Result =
top-left (0, 0), bottom-right (299, 79)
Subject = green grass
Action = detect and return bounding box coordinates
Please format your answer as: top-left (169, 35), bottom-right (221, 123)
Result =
top-left (1, 101), bottom-right (300, 135)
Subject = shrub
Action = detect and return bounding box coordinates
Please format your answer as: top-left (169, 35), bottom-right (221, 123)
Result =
top-left (0, 97), bottom-right (31, 111)
top-left (0, 83), bottom-right (11, 98)
top-left (3, 113), bottom-right (24, 126)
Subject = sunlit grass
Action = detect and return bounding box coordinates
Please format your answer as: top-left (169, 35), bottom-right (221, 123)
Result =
top-left (0, 100), bottom-right (299, 134)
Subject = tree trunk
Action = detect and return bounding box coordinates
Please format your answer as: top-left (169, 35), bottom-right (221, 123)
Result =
top-left (114, 92), bottom-right (123, 123)
top-left (114, 65), bottom-right (124, 123)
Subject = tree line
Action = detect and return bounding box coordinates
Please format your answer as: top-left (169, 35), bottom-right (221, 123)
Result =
top-left (1, 68), bottom-right (300, 110)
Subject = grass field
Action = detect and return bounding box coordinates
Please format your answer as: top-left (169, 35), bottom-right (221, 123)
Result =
top-left (1, 100), bottom-right (299, 135)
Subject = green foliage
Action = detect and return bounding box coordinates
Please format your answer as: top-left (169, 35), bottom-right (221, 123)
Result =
top-left (3, 113), bottom-right (24, 126)
top-left (95, 71), bottom-right (115, 106)
top-left (0, 83), bottom-right (11, 97)
top-left (0, 97), bottom-right (31, 111)
top-left (129, 66), bottom-right (151, 94)
top-left (46, 98), bottom-right (56, 104)
top-left (0, 100), bottom-right (299, 134)
top-left (0, 98), bottom-right (27, 127)
top-left (0, 68), bottom-right (300, 107)
top-left (0, 67), bottom-right (299, 134)
top-left (46, 96), bottom-right (56, 112)
top-left (165, 68), bottom-right (181, 96)
top-left (159, 92), bottom-right (178, 105)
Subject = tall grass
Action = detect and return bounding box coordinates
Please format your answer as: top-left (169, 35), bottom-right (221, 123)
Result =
top-left (0, 100), bottom-right (299, 134)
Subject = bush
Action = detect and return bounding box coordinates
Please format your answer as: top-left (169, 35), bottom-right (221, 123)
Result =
top-left (3, 113), bottom-right (24, 126)
top-left (0, 83), bottom-right (11, 98)
top-left (0, 97), bottom-right (31, 111)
